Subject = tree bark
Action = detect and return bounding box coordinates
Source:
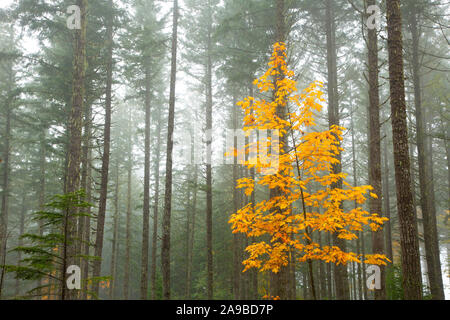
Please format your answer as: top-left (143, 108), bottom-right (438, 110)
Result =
top-left (150, 110), bottom-right (161, 300)
top-left (151, 110), bottom-right (162, 300)
top-left (185, 162), bottom-right (198, 299)
top-left (205, 0), bottom-right (214, 299)
top-left (161, 0), bottom-right (179, 300)
top-left (325, 0), bottom-right (349, 300)
top-left (385, 0), bottom-right (423, 300)
top-left (266, 0), bottom-right (292, 300)
top-left (366, 0), bottom-right (386, 300)
top-left (38, 127), bottom-right (47, 297)
top-left (350, 112), bottom-right (363, 300)
top-left (0, 99), bottom-right (11, 300)
top-left (383, 133), bottom-right (394, 263)
top-left (80, 100), bottom-right (92, 300)
top-left (15, 194), bottom-right (26, 297)
top-left (141, 64), bottom-right (152, 300)
top-left (318, 232), bottom-right (327, 299)
top-left (109, 160), bottom-right (120, 299)
top-left (232, 91), bottom-right (241, 300)
top-left (249, 84), bottom-right (258, 300)
top-left (408, 5), bottom-right (444, 300)
top-left (93, 1), bottom-right (113, 297)
top-left (328, 233), bottom-right (335, 299)
top-left (64, 0), bottom-right (87, 300)
top-left (123, 107), bottom-right (133, 300)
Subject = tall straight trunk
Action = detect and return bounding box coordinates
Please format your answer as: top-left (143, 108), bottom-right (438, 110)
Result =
top-left (232, 92), bottom-right (241, 300)
top-left (408, 127), bottom-right (420, 255)
top-left (64, 0), bottom-right (87, 300)
top-left (361, 231), bottom-right (368, 300)
top-left (184, 172), bottom-right (192, 297)
top-left (239, 165), bottom-right (248, 300)
top-left (446, 122), bottom-right (450, 283)
top-left (383, 133), bottom-right (394, 263)
top-left (109, 160), bottom-right (120, 299)
top-left (123, 111), bottom-right (132, 299)
top-left (15, 194), bottom-right (26, 297)
top-left (350, 113), bottom-right (363, 300)
top-left (39, 128), bottom-right (46, 225)
top-left (366, 0), bottom-right (386, 300)
top-left (0, 29), bottom-right (16, 300)
top-left (141, 65), bottom-right (152, 300)
top-left (325, 0), bottom-right (349, 300)
top-left (290, 250), bottom-right (296, 300)
top-left (425, 116), bottom-right (442, 297)
top-left (318, 233), bottom-right (327, 299)
top-left (352, 262), bottom-right (357, 300)
top-left (385, 0), bottom-right (422, 300)
top-left (409, 6), bottom-right (444, 300)
top-left (37, 128), bottom-right (47, 296)
top-left (186, 119), bottom-right (198, 299)
top-left (302, 269), bottom-right (308, 299)
top-left (205, 1), bottom-right (214, 299)
top-left (186, 162), bottom-right (198, 299)
top-left (80, 101), bottom-right (92, 300)
top-left (446, 123), bottom-right (450, 227)
top-left (0, 100), bottom-right (11, 300)
top-left (326, 233), bottom-right (333, 299)
top-left (267, 0), bottom-right (292, 300)
top-left (249, 84), bottom-right (258, 300)
top-left (93, 2), bottom-right (113, 297)
top-left (356, 234), bottom-right (362, 300)
top-left (161, 0), bottom-right (179, 300)
top-left (151, 113), bottom-right (162, 300)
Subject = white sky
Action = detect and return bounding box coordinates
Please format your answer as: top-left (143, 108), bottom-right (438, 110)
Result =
top-left (0, 0), bottom-right (13, 9)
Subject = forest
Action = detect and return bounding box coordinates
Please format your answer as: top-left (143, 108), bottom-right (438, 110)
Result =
top-left (0, 0), bottom-right (449, 301)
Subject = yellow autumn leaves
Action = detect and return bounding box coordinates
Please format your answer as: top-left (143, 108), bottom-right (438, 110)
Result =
top-left (229, 42), bottom-right (390, 274)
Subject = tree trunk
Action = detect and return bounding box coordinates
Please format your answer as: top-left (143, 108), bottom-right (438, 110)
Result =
top-left (186, 162), bottom-right (198, 299)
top-left (383, 132), bottom-right (394, 263)
top-left (408, 6), bottom-right (444, 300)
top-left (161, 0), bottom-right (179, 300)
top-left (350, 112), bottom-right (363, 300)
top-left (265, 0), bottom-right (293, 300)
top-left (185, 116), bottom-right (198, 299)
top-left (232, 91), bottom-right (241, 300)
top-left (325, 0), bottom-right (349, 300)
top-left (80, 100), bottom-right (92, 300)
top-left (205, 0), bottom-right (214, 299)
top-left (302, 269), bottom-right (308, 299)
top-left (93, 1), bottom-right (113, 297)
top-left (151, 111), bottom-right (162, 300)
top-left (123, 106), bottom-right (133, 299)
top-left (109, 160), bottom-right (120, 299)
top-left (326, 233), bottom-right (333, 299)
top-left (385, 0), bottom-right (423, 300)
top-left (0, 99), bottom-right (11, 300)
top-left (15, 194), bottom-right (26, 297)
top-left (64, 0), bottom-right (87, 300)
top-left (249, 84), bottom-right (258, 300)
top-left (38, 127), bottom-right (47, 297)
top-left (141, 64), bottom-right (152, 300)
top-left (366, 0), bottom-right (386, 299)
top-left (318, 233), bottom-right (327, 299)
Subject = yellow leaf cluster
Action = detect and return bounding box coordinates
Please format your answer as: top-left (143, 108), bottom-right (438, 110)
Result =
top-left (229, 42), bottom-right (389, 275)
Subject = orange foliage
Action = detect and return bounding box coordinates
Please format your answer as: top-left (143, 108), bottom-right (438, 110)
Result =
top-left (229, 42), bottom-right (390, 274)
